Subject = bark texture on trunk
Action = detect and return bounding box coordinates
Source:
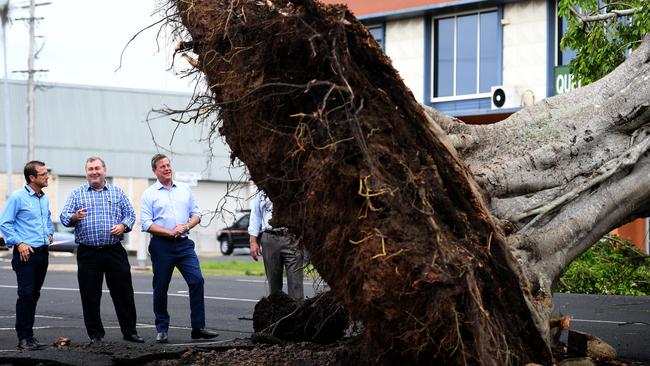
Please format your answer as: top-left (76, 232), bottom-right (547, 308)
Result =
top-left (166, 0), bottom-right (650, 364)
top-left (437, 33), bottom-right (650, 293)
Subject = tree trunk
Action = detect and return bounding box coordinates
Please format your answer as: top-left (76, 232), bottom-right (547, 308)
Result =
top-left (166, 0), bottom-right (650, 364)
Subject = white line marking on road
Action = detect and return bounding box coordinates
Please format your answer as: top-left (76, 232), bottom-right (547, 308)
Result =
top-left (236, 279), bottom-right (265, 283)
top-left (235, 279), bottom-right (317, 287)
top-left (0, 326), bottom-right (53, 331)
top-left (571, 318), bottom-right (649, 326)
top-left (166, 338), bottom-right (234, 347)
top-left (0, 284), bottom-right (258, 303)
top-left (132, 291), bottom-right (257, 302)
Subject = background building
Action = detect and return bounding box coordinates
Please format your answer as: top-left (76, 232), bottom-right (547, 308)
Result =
top-left (321, 0), bottom-right (649, 253)
top-left (2, 0), bottom-right (647, 254)
top-left (0, 80), bottom-right (252, 256)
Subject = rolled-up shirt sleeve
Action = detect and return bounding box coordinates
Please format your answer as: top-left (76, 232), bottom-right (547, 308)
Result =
top-left (140, 189), bottom-right (154, 232)
top-left (247, 192), bottom-right (262, 237)
top-left (118, 190), bottom-right (136, 231)
top-left (47, 209), bottom-right (54, 236)
top-left (0, 195), bottom-right (20, 246)
top-left (188, 190), bottom-right (200, 219)
top-left (59, 191), bottom-right (77, 227)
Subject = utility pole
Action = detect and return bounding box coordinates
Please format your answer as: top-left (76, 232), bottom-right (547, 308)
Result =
top-left (1, 0), bottom-right (12, 196)
top-left (14, 1), bottom-right (49, 161)
top-left (26, 0), bottom-right (34, 161)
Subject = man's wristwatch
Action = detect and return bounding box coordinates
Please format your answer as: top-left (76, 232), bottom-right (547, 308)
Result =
top-left (184, 224), bottom-right (190, 233)
top-left (122, 223), bottom-right (129, 231)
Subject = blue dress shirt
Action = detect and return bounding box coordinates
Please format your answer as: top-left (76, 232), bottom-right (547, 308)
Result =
top-left (140, 181), bottom-right (200, 234)
top-left (247, 190), bottom-right (275, 237)
top-left (59, 182), bottom-right (135, 246)
top-left (0, 185), bottom-right (54, 248)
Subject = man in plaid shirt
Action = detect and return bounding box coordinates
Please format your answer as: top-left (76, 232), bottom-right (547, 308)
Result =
top-left (60, 157), bottom-right (143, 344)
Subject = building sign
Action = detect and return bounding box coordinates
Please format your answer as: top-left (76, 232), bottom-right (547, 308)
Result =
top-left (175, 171), bottom-right (201, 186)
top-left (554, 65), bottom-right (582, 95)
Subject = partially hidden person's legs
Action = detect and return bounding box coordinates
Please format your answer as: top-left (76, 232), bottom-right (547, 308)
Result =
top-left (104, 244), bottom-right (138, 337)
top-left (30, 248), bottom-right (48, 342)
top-left (281, 236), bottom-right (304, 302)
top-left (261, 232), bottom-right (284, 295)
top-left (77, 245), bottom-right (106, 340)
top-left (11, 248), bottom-right (47, 341)
top-left (176, 239), bottom-right (205, 330)
top-left (149, 237), bottom-right (175, 333)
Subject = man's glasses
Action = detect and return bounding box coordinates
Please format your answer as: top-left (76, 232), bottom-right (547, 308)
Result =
top-left (36, 172), bottom-right (49, 177)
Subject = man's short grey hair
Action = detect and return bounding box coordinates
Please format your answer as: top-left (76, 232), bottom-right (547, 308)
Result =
top-left (151, 154), bottom-right (168, 170)
top-left (86, 156), bottom-right (106, 168)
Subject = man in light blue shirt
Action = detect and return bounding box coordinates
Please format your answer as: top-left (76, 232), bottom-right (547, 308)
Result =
top-left (60, 157), bottom-right (143, 344)
top-left (140, 154), bottom-right (217, 343)
top-left (0, 161), bottom-right (53, 351)
top-left (248, 190), bottom-right (304, 301)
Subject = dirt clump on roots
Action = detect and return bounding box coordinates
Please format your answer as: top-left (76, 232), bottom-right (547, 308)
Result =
top-left (167, 0), bottom-right (550, 364)
top-left (253, 291), bottom-right (349, 344)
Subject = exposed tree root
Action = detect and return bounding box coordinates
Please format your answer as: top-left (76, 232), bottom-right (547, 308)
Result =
top-left (164, 0), bottom-right (552, 364)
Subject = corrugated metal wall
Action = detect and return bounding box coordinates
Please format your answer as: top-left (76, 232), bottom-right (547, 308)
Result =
top-left (0, 80), bottom-right (244, 182)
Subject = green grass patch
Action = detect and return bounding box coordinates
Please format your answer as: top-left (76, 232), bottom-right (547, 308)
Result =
top-left (197, 261), bottom-right (320, 277)
top-left (200, 260), bottom-right (266, 277)
top-left (557, 235), bottom-right (650, 296)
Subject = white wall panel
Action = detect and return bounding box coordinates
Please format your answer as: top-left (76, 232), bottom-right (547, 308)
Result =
top-left (385, 18), bottom-right (425, 102)
top-left (189, 180), bottom-right (252, 253)
top-left (502, 0), bottom-right (548, 104)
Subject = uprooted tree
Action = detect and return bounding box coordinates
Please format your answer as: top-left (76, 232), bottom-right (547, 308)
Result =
top-left (161, 0), bottom-right (650, 364)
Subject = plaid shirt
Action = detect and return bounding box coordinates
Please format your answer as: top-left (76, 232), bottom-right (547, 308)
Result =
top-left (60, 182), bottom-right (135, 246)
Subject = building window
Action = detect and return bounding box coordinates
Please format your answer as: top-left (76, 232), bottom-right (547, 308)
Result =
top-left (368, 24), bottom-right (385, 50)
top-left (433, 10), bottom-right (499, 99)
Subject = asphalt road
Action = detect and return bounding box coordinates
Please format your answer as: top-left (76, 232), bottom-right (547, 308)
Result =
top-left (0, 251), bottom-right (646, 365)
top-left (0, 251), bottom-right (323, 350)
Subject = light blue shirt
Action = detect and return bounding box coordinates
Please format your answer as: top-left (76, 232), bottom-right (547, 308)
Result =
top-left (0, 185), bottom-right (54, 248)
top-left (247, 190), bottom-right (275, 237)
top-left (140, 180), bottom-right (200, 234)
top-left (59, 182), bottom-right (136, 246)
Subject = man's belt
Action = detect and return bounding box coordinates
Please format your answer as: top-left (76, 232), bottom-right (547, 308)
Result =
top-left (152, 235), bottom-right (187, 242)
top-left (78, 243), bottom-right (120, 249)
top-left (264, 228), bottom-right (288, 236)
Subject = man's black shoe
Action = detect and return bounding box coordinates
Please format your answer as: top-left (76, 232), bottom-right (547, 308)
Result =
top-left (17, 338), bottom-right (40, 351)
top-left (123, 333), bottom-right (145, 343)
top-left (28, 337), bottom-right (42, 347)
top-left (191, 328), bottom-right (218, 340)
top-left (156, 331), bottom-right (168, 343)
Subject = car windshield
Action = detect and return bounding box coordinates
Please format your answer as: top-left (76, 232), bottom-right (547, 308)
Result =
top-left (53, 222), bottom-right (74, 233)
top-left (237, 215), bottom-right (249, 228)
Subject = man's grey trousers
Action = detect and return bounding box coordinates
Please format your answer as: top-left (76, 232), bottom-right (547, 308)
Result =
top-left (260, 232), bottom-right (304, 301)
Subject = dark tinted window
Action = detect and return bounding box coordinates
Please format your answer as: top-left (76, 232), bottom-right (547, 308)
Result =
top-left (237, 214), bottom-right (250, 228)
top-left (435, 17), bottom-right (454, 97)
top-left (434, 10), bottom-right (498, 98)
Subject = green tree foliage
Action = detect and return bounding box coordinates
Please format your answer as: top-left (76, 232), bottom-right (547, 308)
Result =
top-left (559, 0), bottom-right (650, 84)
top-left (557, 235), bottom-right (650, 295)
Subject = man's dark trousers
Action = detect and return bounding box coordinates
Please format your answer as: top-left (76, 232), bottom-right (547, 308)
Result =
top-left (148, 236), bottom-right (205, 332)
top-left (12, 246), bottom-right (48, 341)
top-left (76, 243), bottom-right (138, 339)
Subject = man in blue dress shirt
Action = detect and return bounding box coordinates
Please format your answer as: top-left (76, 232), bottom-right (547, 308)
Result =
top-left (60, 157), bottom-right (143, 344)
top-left (0, 161), bottom-right (53, 351)
top-left (248, 190), bottom-right (304, 301)
top-left (140, 154), bottom-right (218, 343)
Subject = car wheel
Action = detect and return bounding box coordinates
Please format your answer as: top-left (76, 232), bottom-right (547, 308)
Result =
top-left (220, 239), bottom-right (234, 255)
